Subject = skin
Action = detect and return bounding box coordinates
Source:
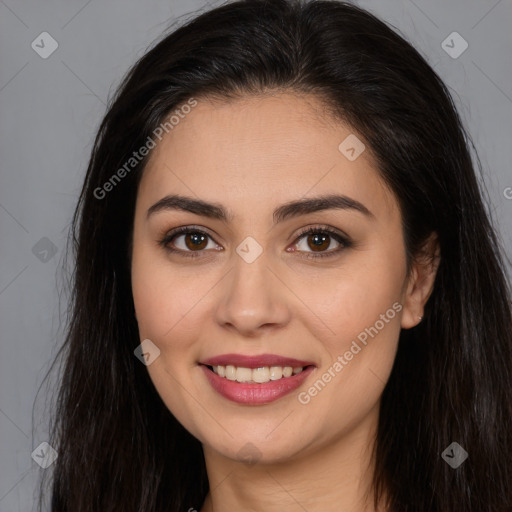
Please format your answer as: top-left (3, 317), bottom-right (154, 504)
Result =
top-left (131, 92), bottom-right (439, 511)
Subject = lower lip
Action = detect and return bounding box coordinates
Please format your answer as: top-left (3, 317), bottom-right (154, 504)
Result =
top-left (200, 364), bottom-right (315, 405)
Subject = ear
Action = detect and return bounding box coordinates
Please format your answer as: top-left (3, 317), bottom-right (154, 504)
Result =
top-left (401, 232), bottom-right (440, 329)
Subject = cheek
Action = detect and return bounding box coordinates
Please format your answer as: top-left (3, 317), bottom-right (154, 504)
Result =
top-left (131, 246), bottom-right (209, 437)
top-left (290, 249), bottom-right (405, 419)
top-left (290, 245), bottom-right (406, 345)
top-left (131, 238), bottom-right (207, 343)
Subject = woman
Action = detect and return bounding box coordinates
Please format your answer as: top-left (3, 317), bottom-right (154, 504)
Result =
top-left (39, 0), bottom-right (512, 511)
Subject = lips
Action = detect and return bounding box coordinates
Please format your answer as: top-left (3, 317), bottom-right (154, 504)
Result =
top-left (199, 353), bottom-right (317, 405)
top-left (200, 353), bottom-right (315, 368)
top-left (200, 364), bottom-right (315, 405)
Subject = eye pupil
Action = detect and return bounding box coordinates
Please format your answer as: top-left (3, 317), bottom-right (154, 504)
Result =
top-left (185, 233), bottom-right (207, 250)
top-left (308, 233), bottom-right (330, 251)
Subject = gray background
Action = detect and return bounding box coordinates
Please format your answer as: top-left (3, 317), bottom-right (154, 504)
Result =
top-left (1, 0), bottom-right (511, 510)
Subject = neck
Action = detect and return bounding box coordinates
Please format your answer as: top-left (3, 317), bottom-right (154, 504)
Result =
top-left (199, 403), bottom-right (386, 512)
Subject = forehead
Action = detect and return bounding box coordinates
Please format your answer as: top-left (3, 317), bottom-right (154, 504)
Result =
top-left (137, 92), bottom-right (398, 222)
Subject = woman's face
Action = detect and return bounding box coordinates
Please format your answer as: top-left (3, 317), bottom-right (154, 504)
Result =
top-left (131, 92), bottom-right (424, 464)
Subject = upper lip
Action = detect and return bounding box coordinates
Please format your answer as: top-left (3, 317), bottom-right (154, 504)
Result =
top-left (200, 353), bottom-right (316, 369)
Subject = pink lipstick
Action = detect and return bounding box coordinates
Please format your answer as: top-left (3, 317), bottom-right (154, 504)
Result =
top-left (199, 353), bottom-right (316, 405)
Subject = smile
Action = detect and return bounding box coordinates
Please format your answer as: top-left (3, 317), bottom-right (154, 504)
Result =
top-left (200, 363), bottom-right (315, 405)
top-left (209, 364), bottom-right (305, 383)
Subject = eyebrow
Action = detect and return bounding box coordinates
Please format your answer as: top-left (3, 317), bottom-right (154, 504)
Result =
top-left (146, 193), bottom-right (374, 223)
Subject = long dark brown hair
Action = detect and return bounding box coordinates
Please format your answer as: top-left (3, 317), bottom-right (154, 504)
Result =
top-left (38, 1), bottom-right (512, 510)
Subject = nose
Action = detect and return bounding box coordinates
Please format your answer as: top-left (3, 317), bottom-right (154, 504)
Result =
top-left (214, 250), bottom-right (291, 337)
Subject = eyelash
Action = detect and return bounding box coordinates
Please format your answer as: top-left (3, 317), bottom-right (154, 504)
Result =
top-left (157, 225), bottom-right (352, 260)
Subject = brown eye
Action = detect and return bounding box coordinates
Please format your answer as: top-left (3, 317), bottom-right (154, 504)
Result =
top-left (159, 227), bottom-right (220, 257)
top-left (305, 232), bottom-right (331, 252)
top-left (159, 225), bottom-right (350, 260)
top-left (295, 229), bottom-right (345, 254)
top-left (291, 226), bottom-right (352, 260)
top-left (183, 232), bottom-right (208, 251)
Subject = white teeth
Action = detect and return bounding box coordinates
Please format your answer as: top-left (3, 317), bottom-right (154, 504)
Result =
top-left (235, 367), bottom-right (252, 383)
top-left (210, 365), bottom-right (305, 383)
top-left (225, 365), bottom-right (236, 381)
top-left (253, 367), bottom-right (270, 383)
top-left (269, 366), bottom-right (283, 380)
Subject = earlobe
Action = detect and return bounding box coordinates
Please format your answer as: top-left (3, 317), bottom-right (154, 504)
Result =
top-left (401, 233), bottom-right (440, 329)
